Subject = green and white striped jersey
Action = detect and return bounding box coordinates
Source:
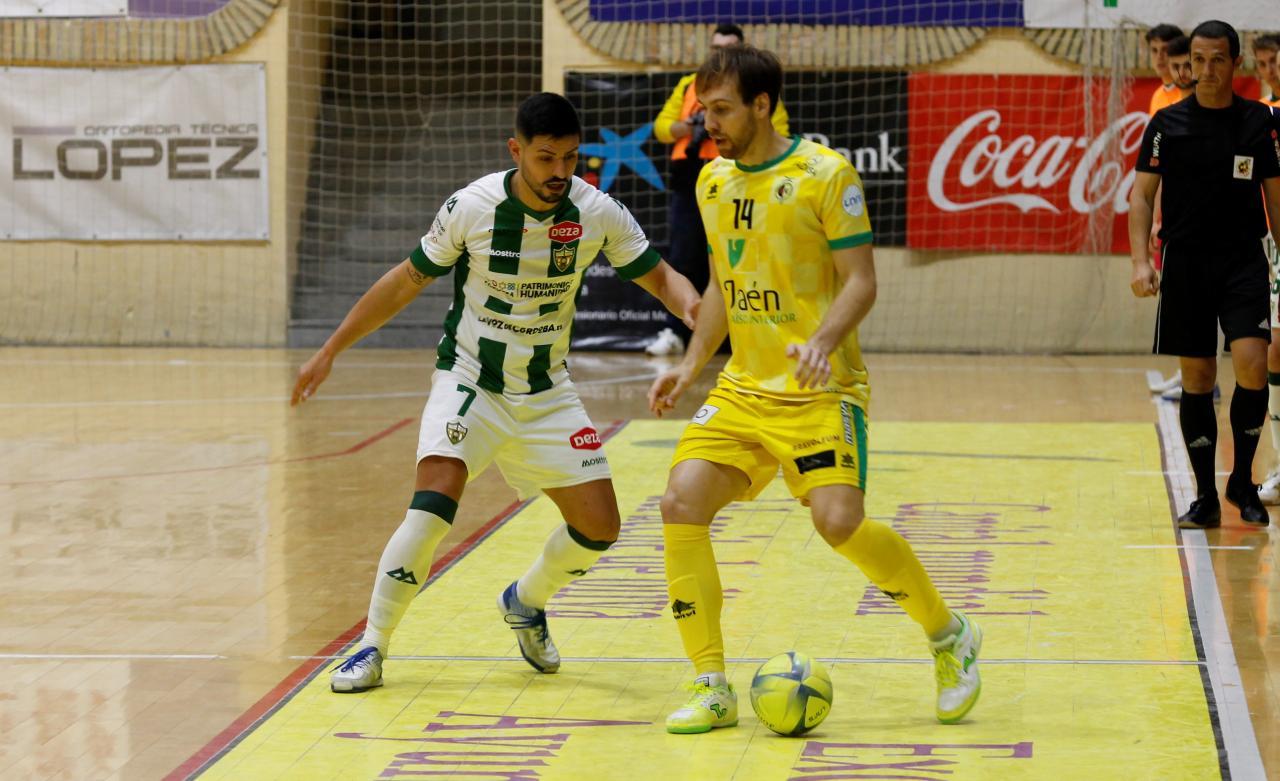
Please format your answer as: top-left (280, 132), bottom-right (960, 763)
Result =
top-left (410, 170), bottom-right (661, 394)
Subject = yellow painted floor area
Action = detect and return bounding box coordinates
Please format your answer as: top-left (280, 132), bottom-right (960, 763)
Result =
top-left (198, 420), bottom-right (1220, 781)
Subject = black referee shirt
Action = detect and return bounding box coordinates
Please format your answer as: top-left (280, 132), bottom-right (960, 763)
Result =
top-left (1137, 95), bottom-right (1280, 246)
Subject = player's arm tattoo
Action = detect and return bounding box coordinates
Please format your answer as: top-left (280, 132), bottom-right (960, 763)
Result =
top-left (405, 263), bottom-right (428, 286)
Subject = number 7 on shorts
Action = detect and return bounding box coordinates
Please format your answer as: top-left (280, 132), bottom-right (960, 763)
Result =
top-left (456, 384), bottom-right (477, 416)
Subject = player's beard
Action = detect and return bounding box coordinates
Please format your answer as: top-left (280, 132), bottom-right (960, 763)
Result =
top-left (522, 169), bottom-right (569, 205)
top-left (713, 120), bottom-right (757, 161)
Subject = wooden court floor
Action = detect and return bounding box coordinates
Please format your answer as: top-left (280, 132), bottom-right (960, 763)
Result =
top-left (1, 348), bottom-right (1277, 780)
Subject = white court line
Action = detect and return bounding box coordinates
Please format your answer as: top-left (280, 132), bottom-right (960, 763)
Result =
top-left (0, 653), bottom-right (225, 660)
top-left (1156, 398), bottom-right (1266, 780)
top-left (0, 373), bottom-right (656, 409)
top-left (291, 654), bottom-right (1204, 667)
top-left (1126, 545), bottom-right (1256, 551)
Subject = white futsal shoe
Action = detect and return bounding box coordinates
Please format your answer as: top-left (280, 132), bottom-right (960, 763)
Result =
top-left (498, 582), bottom-right (561, 673)
top-left (330, 646), bottom-right (383, 693)
top-left (1258, 468), bottom-right (1280, 505)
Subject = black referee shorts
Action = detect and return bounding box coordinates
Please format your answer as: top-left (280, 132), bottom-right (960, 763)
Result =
top-left (1154, 239), bottom-right (1271, 357)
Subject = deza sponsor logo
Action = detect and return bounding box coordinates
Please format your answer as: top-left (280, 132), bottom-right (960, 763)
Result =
top-left (11, 123), bottom-right (261, 181)
top-left (569, 427), bottom-right (602, 450)
top-left (549, 221), bottom-right (583, 242)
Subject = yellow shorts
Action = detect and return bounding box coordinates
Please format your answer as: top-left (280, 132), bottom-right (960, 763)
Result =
top-left (671, 384), bottom-right (868, 502)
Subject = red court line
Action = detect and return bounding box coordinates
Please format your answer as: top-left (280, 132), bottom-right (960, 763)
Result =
top-left (165, 419), bottom-right (627, 781)
top-left (1, 417), bottom-right (415, 487)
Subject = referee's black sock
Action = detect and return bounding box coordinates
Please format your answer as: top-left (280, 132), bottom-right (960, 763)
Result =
top-left (1229, 384), bottom-right (1268, 487)
top-left (1180, 390), bottom-right (1219, 498)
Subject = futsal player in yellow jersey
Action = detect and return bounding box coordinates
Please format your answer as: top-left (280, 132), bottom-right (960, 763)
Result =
top-left (648, 45), bottom-right (983, 734)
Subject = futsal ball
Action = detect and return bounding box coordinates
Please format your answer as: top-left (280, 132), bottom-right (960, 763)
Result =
top-left (749, 651), bottom-right (833, 736)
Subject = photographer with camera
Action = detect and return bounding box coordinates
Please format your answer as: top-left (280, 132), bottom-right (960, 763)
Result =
top-left (648, 23), bottom-right (790, 356)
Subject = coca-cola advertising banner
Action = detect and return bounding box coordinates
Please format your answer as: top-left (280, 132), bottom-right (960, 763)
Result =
top-left (907, 73), bottom-right (1157, 254)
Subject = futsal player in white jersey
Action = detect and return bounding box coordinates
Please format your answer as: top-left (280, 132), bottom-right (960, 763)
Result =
top-left (292, 93), bottom-right (700, 692)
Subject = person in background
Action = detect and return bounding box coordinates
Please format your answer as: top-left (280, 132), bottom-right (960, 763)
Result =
top-left (1167, 35), bottom-right (1195, 94)
top-left (646, 23), bottom-right (790, 357)
top-left (1251, 34), bottom-right (1280, 503)
top-left (1145, 24), bottom-right (1191, 398)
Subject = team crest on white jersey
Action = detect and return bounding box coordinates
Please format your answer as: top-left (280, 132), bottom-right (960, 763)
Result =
top-left (446, 419), bottom-right (468, 444)
top-left (552, 244), bottom-right (576, 272)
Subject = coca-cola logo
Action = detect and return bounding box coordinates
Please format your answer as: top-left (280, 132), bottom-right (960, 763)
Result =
top-left (549, 221), bottom-right (582, 242)
top-left (925, 108), bottom-right (1148, 216)
top-left (569, 427), bottom-right (601, 450)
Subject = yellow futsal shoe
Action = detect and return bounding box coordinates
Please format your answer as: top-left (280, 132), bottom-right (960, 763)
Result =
top-left (930, 612), bottom-right (983, 724)
top-left (665, 672), bottom-right (738, 734)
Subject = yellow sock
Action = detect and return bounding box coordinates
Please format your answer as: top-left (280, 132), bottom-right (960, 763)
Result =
top-left (663, 523), bottom-right (725, 675)
top-left (833, 519), bottom-right (953, 638)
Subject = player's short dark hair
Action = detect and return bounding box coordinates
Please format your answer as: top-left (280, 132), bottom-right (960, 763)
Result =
top-left (1253, 33), bottom-right (1280, 53)
top-left (1167, 35), bottom-right (1191, 58)
top-left (1191, 20), bottom-right (1241, 59)
top-left (713, 23), bottom-right (744, 42)
top-left (515, 93), bottom-right (581, 141)
top-left (696, 44), bottom-right (782, 115)
top-left (1145, 24), bottom-right (1183, 44)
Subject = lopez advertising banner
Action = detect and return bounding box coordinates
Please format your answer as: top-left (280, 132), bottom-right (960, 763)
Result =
top-left (1, 65), bottom-right (268, 241)
top-left (907, 73), bottom-right (1162, 254)
top-left (566, 69), bottom-right (906, 348)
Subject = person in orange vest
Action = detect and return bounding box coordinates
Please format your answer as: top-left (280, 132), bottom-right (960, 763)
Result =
top-left (645, 23), bottom-right (790, 356)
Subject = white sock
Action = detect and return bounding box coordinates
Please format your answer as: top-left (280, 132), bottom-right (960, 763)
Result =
top-left (515, 524), bottom-right (611, 609)
top-left (362, 492), bottom-right (456, 655)
top-left (1269, 378), bottom-right (1280, 456)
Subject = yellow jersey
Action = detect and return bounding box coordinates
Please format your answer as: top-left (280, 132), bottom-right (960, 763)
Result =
top-left (697, 136), bottom-right (874, 405)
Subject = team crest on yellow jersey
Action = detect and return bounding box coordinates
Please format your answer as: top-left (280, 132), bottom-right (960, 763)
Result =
top-left (774, 178), bottom-right (795, 203)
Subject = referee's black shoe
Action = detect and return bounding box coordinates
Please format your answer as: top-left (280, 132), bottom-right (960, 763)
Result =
top-left (1177, 495), bottom-right (1221, 530)
top-left (1226, 479), bottom-right (1270, 527)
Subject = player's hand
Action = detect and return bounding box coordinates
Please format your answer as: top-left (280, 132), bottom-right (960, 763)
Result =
top-left (681, 297), bottom-right (700, 330)
top-left (787, 340), bottom-right (833, 389)
top-left (292, 350), bottom-right (334, 406)
top-left (648, 366), bottom-right (694, 418)
top-left (1130, 261), bottom-right (1159, 298)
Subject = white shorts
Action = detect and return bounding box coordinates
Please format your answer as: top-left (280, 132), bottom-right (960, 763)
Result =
top-left (416, 369), bottom-right (611, 500)
top-left (1268, 235), bottom-right (1279, 324)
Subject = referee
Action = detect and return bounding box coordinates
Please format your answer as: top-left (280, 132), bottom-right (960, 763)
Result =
top-left (1130, 20), bottom-right (1280, 529)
